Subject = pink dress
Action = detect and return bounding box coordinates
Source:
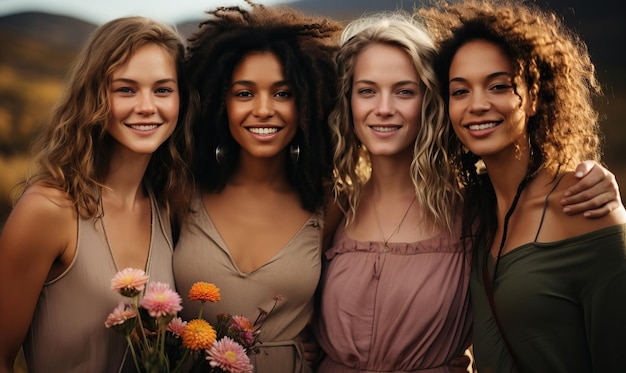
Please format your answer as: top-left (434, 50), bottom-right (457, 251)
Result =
top-left (314, 218), bottom-right (472, 372)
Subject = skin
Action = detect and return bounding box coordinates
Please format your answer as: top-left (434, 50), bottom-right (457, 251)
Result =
top-left (0, 43), bottom-right (179, 373)
top-left (447, 39), bottom-right (626, 256)
top-left (346, 42), bottom-right (429, 245)
top-left (351, 43), bottom-right (422, 159)
top-left (227, 52), bottom-right (297, 162)
top-left (204, 51), bottom-right (309, 275)
top-left (448, 39), bottom-right (535, 167)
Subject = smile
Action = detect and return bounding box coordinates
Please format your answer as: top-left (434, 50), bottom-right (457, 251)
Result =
top-left (468, 122), bottom-right (499, 131)
top-left (127, 124), bottom-right (159, 131)
top-left (248, 127), bottom-right (280, 135)
top-left (371, 125), bottom-right (400, 132)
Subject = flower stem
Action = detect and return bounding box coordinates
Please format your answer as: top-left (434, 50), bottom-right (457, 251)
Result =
top-left (125, 334), bottom-right (141, 372)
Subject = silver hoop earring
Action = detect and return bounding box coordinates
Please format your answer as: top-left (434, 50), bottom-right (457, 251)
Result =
top-left (290, 143), bottom-right (300, 164)
top-left (215, 146), bottom-right (225, 164)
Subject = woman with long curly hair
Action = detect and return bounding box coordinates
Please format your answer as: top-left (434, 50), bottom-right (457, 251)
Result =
top-left (422, 0), bottom-right (626, 371)
top-left (0, 16), bottom-right (195, 373)
top-left (172, 2), bottom-right (341, 372)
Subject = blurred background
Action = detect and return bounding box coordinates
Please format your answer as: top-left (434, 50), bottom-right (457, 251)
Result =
top-left (1, 0), bottom-right (624, 231)
top-left (0, 0), bottom-right (623, 371)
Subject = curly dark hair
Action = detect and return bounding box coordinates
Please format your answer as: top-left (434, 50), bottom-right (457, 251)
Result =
top-left (185, 1), bottom-right (342, 212)
top-left (420, 0), bottom-right (603, 256)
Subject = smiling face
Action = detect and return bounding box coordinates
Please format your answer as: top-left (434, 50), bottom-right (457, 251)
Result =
top-left (350, 43), bottom-right (422, 158)
top-left (107, 43), bottom-right (179, 156)
top-left (226, 51), bottom-right (297, 160)
top-left (447, 39), bottom-right (536, 160)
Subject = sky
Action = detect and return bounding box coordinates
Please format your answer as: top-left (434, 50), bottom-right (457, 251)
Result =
top-left (0, 0), bottom-right (294, 24)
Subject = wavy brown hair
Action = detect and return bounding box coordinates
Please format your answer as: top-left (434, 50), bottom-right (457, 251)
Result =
top-left (16, 16), bottom-right (196, 222)
top-left (185, 1), bottom-right (342, 212)
top-left (330, 12), bottom-right (463, 235)
top-left (420, 0), bottom-right (603, 252)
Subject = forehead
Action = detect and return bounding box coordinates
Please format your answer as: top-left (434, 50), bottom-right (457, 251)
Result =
top-left (450, 39), bottom-right (513, 77)
top-left (354, 43), bottom-right (419, 82)
top-left (232, 51), bottom-right (285, 80)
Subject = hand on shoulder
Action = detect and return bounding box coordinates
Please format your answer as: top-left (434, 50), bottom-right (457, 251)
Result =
top-left (549, 172), bottom-right (626, 239)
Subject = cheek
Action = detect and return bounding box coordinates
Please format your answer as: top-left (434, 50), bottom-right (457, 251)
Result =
top-left (350, 98), bottom-right (368, 124)
top-left (447, 101), bottom-right (463, 126)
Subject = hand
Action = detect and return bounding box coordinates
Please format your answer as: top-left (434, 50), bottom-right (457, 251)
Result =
top-left (561, 160), bottom-right (623, 218)
top-left (298, 324), bottom-right (323, 368)
top-left (448, 354), bottom-right (472, 373)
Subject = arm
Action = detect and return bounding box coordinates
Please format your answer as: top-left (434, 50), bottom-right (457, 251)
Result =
top-left (0, 188), bottom-right (73, 373)
top-left (561, 160), bottom-right (623, 218)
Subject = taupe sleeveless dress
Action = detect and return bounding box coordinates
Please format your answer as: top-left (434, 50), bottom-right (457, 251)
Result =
top-left (174, 192), bottom-right (323, 373)
top-left (23, 191), bottom-right (175, 373)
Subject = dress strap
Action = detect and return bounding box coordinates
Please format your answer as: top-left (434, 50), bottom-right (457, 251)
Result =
top-left (533, 174), bottom-right (566, 242)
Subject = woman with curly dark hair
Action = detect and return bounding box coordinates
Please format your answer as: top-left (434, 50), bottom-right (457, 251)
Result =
top-left (172, 2), bottom-right (341, 372)
top-left (422, 0), bottom-right (626, 371)
top-left (0, 16), bottom-right (195, 372)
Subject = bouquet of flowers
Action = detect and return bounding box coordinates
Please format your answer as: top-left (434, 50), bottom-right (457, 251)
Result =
top-left (105, 268), bottom-right (279, 373)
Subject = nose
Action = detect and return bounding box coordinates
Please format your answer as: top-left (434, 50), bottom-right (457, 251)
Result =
top-left (468, 91), bottom-right (490, 113)
top-left (253, 93), bottom-right (275, 119)
top-left (136, 90), bottom-right (156, 114)
top-left (375, 92), bottom-right (394, 117)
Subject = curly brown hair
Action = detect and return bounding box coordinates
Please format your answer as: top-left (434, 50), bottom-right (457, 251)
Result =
top-left (185, 1), bottom-right (342, 212)
top-left (420, 0), bottom-right (604, 252)
top-left (16, 16), bottom-right (196, 223)
top-left (421, 0), bottom-right (602, 178)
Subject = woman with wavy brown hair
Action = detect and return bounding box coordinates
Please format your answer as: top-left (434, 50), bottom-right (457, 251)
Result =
top-left (0, 16), bottom-right (194, 373)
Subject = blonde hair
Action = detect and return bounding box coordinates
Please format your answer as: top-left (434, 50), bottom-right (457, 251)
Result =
top-left (331, 12), bottom-right (462, 235)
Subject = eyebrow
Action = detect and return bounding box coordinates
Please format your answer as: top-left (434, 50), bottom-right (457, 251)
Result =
top-left (230, 80), bottom-right (290, 88)
top-left (449, 71), bottom-right (512, 83)
top-left (354, 79), bottom-right (420, 86)
top-left (111, 78), bottom-right (177, 85)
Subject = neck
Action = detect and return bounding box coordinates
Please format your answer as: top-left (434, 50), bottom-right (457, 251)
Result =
top-left (230, 150), bottom-right (290, 190)
top-left (368, 151), bottom-right (415, 199)
top-left (104, 149), bottom-right (151, 207)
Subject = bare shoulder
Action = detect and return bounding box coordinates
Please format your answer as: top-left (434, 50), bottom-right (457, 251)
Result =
top-left (1, 184), bottom-right (77, 262)
top-left (546, 172), bottom-right (626, 237)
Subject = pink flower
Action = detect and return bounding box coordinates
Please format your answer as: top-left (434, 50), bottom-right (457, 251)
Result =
top-left (111, 268), bottom-right (150, 297)
top-left (105, 302), bottom-right (138, 328)
top-left (231, 315), bottom-right (253, 332)
top-left (167, 317), bottom-right (187, 337)
top-left (206, 337), bottom-right (253, 373)
top-left (139, 282), bottom-right (182, 318)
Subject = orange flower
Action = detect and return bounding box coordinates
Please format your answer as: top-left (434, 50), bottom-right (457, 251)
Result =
top-left (188, 282), bottom-right (221, 303)
top-left (182, 319), bottom-right (217, 351)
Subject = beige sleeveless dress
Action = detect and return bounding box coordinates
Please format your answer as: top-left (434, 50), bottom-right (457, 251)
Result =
top-left (173, 192), bottom-right (323, 373)
top-left (23, 191), bottom-right (175, 373)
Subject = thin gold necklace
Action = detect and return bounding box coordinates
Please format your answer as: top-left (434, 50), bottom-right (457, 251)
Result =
top-left (373, 194), bottom-right (417, 249)
top-left (99, 195), bottom-right (153, 272)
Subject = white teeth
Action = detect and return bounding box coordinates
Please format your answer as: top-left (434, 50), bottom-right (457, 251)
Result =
top-left (371, 126), bottom-right (400, 132)
top-left (248, 127), bottom-right (279, 135)
top-left (468, 122), bottom-right (498, 131)
top-left (130, 124), bottom-right (158, 131)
